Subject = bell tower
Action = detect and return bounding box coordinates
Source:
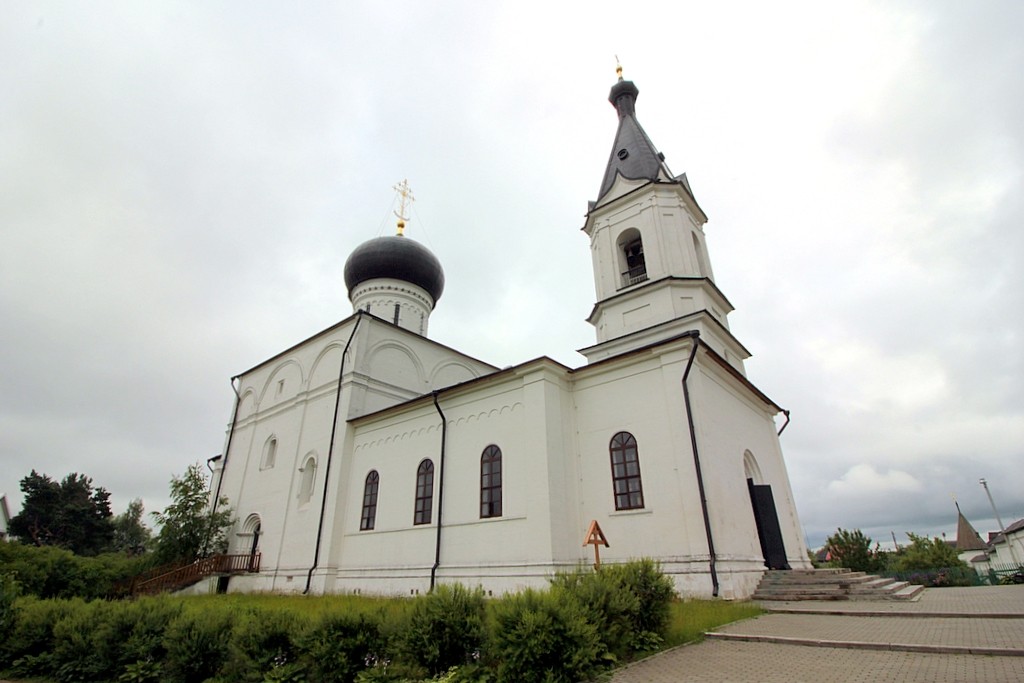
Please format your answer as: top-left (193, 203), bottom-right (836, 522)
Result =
top-left (579, 70), bottom-right (750, 374)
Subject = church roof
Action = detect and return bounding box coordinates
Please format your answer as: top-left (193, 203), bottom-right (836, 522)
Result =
top-left (352, 328), bottom-right (784, 425)
top-left (955, 508), bottom-right (988, 551)
top-left (343, 235), bottom-right (445, 304)
top-left (596, 79), bottom-right (668, 202)
top-left (990, 518), bottom-right (1024, 545)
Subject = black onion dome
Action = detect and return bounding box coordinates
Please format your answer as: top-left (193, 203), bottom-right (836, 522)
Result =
top-left (344, 236), bottom-right (445, 303)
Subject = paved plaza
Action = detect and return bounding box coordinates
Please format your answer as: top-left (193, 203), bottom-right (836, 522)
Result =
top-left (607, 586), bottom-right (1024, 683)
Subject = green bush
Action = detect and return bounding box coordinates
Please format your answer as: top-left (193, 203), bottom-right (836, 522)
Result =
top-left (81, 597), bottom-right (182, 682)
top-left (892, 533), bottom-right (968, 573)
top-left (550, 559), bottom-right (675, 659)
top-left (161, 607), bottom-right (234, 683)
top-left (0, 572), bottom-right (20, 643)
top-left (2, 597), bottom-right (75, 675)
top-left (550, 568), bottom-right (640, 661)
top-left (117, 598), bottom-right (183, 676)
top-left (0, 541), bottom-right (151, 599)
top-left (300, 611), bottom-right (384, 683)
top-left (490, 588), bottom-right (605, 683)
top-left (609, 559), bottom-right (676, 636)
top-left (887, 566), bottom-right (980, 587)
top-left (0, 561), bottom-right (681, 682)
top-left (50, 599), bottom-right (110, 682)
top-left (824, 528), bottom-right (887, 573)
top-left (403, 583), bottom-right (487, 675)
top-left (221, 608), bottom-right (308, 682)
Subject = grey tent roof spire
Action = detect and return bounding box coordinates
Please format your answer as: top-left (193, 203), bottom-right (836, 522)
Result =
top-left (954, 501), bottom-right (988, 552)
top-left (596, 74), bottom-right (669, 202)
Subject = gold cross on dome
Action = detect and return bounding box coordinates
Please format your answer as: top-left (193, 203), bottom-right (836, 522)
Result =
top-left (393, 179), bottom-right (415, 236)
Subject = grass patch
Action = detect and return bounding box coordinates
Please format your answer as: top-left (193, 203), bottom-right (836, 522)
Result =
top-left (663, 599), bottom-right (763, 648)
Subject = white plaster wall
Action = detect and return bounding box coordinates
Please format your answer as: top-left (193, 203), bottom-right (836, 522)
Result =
top-left (572, 347), bottom-right (707, 573)
top-left (336, 362), bottom-right (579, 596)
top-left (348, 319), bottom-right (497, 419)
top-left (217, 314), bottom-right (498, 592)
top-left (688, 355), bottom-right (812, 577)
top-left (585, 282), bottom-right (744, 367)
top-left (573, 338), bottom-right (809, 598)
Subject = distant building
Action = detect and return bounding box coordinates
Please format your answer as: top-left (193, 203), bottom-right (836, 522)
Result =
top-left (952, 504), bottom-right (1024, 579)
top-left (208, 73), bottom-right (811, 599)
top-left (0, 494), bottom-right (11, 542)
top-left (987, 519), bottom-right (1024, 569)
top-left (954, 504), bottom-right (988, 566)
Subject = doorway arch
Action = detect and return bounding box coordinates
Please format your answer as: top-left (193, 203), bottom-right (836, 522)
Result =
top-left (242, 514), bottom-right (262, 571)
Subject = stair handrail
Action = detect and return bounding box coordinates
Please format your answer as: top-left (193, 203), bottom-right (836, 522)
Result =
top-left (132, 553), bottom-right (261, 595)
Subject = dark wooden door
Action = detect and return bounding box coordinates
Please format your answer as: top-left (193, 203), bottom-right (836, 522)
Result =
top-left (748, 479), bottom-right (790, 570)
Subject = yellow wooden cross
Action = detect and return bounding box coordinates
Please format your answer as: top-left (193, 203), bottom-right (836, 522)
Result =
top-left (582, 519), bottom-right (610, 570)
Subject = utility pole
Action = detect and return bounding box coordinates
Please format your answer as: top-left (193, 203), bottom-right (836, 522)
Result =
top-left (980, 478), bottom-right (1021, 566)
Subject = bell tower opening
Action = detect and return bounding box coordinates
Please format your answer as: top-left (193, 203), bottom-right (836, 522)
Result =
top-left (618, 229), bottom-right (647, 288)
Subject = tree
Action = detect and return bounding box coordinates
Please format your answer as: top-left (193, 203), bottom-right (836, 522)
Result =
top-left (152, 463), bottom-right (233, 565)
top-left (893, 533), bottom-right (968, 572)
top-left (111, 498), bottom-right (152, 555)
top-left (8, 471), bottom-right (114, 556)
top-left (824, 528), bottom-right (887, 573)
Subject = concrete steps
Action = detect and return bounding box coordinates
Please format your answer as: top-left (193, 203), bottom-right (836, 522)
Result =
top-left (753, 569), bottom-right (924, 601)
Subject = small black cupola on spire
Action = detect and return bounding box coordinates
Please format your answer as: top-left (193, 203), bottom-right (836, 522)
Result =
top-left (609, 79), bottom-right (639, 118)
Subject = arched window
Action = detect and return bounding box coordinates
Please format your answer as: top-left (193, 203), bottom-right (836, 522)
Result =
top-left (610, 432), bottom-right (644, 510)
top-left (298, 455), bottom-right (316, 505)
top-left (414, 459), bottom-right (434, 525)
top-left (261, 437), bottom-right (278, 470)
top-left (360, 471), bottom-right (379, 531)
top-left (480, 445), bottom-right (502, 518)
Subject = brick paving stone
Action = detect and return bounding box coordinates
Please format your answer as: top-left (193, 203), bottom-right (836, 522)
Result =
top-left (605, 640), bottom-right (1024, 683)
top-left (763, 585), bottom-right (1024, 616)
top-left (606, 585), bottom-right (1024, 683)
top-left (713, 614), bottom-right (1024, 651)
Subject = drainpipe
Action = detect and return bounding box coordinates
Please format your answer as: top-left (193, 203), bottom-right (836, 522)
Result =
top-left (430, 390), bottom-right (448, 591)
top-left (681, 332), bottom-right (719, 597)
top-left (205, 455), bottom-right (221, 475)
top-left (777, 410), bottom-right (791, 436)
top-left (305, 312), bottom-right (363, 594)
top-left (202, 379), bottom-right (241, 557)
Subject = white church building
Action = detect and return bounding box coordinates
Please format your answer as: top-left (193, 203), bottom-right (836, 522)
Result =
top-left (209, 73), bottom-right (811, 600)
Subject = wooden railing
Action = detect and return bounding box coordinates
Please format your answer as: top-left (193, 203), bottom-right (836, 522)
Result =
top-left (132, 553), bottom-right (261, 595)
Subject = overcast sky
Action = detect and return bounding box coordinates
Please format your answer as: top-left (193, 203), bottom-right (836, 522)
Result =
top-left (2, 1), bottom-right (1021, 551)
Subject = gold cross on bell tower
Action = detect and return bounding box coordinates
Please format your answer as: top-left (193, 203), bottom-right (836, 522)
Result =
top-left (393, 178), bottom-right (415, 236)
